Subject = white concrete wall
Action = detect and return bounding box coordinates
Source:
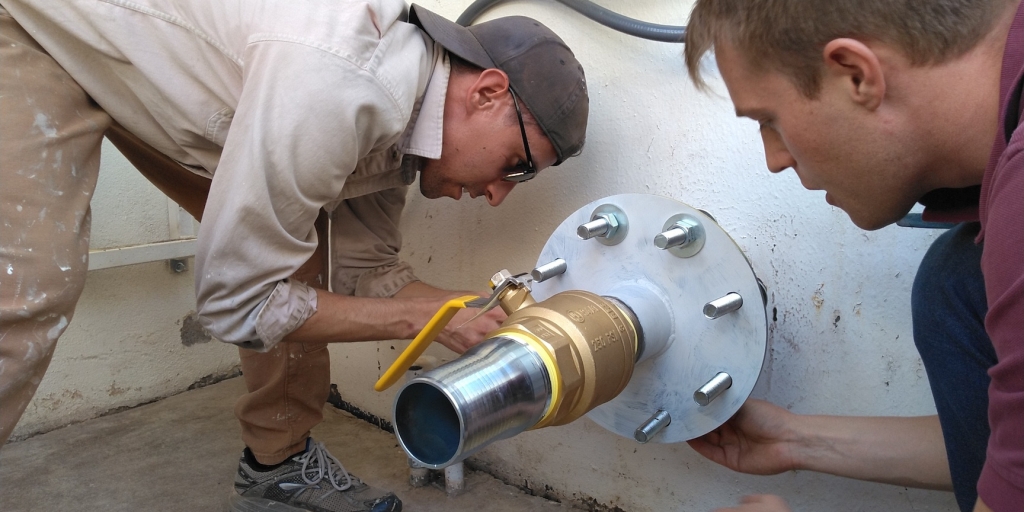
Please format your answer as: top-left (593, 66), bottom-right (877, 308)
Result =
top-left (330, 1), bottom-right (957, 510)
top-left (12, 141), bottom-right (239, 440)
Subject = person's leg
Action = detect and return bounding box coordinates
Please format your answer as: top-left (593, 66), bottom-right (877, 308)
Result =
top-left (100, 102), bottom-right (398, 512)
top-left (0, 6), bottom-right (111, 444)
top-left (912, 222), bottom-right (995, 512)
top-left (233, 209), bottom-right (332, 464)
top-left (103, 107), bottom-right (330, 466)
top-left (235, 339), bottom-right (332, 464)
top-left (229, 212), bottom-right (399, 511)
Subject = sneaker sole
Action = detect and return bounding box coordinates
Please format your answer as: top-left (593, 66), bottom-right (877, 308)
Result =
top-left (228, 493), bottom-right (402, 512)
top-left (228, 494), bottom-right (311, 512)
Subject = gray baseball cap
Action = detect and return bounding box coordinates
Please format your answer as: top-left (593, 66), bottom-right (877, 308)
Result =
top-left (410, 4), bottom-right (589, 165)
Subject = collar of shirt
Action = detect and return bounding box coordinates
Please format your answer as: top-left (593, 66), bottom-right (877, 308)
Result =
top-left (398, 44), bottom-right (448, 184)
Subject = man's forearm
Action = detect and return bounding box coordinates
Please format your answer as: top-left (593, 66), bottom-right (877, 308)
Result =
top-left (393, 280), bottom-right (453, 299)
top-left (793, 414), bottom-right (952, 490)
top-left (393, 280), bottom-right (481, 300)
top-left (281, 289), bottom-right (436, 344)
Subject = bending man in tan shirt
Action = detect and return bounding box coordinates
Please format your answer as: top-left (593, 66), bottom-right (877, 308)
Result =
top-left (0, 2), bottom-right (589, 511)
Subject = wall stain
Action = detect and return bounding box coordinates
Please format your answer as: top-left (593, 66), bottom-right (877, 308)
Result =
top-left (36, 389), bottom-right (84, 410)
top-left (812, 284), bottom-right (825, 310)
top-left (467, 458), bottom-right (625, 511)
top-left (179, 312), bottom-right (212, 346)
top-left (108, 382), bottom-right (129, 396)
top-left (187, 367), bottom-right (241, 390)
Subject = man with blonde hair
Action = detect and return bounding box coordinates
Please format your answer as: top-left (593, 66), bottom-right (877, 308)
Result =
top-left (681, 1), bottom-right (1022, 511)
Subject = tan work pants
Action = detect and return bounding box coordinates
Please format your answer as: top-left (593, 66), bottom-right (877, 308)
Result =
top-left (0, 9), bottom-right (329, 464)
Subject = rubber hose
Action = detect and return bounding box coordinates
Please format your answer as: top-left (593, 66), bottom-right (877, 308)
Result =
top-left (456, 0), bottom-right (686, 43)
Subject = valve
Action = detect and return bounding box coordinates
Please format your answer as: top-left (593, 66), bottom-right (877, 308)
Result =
top-left (379, 268), bottom-right (642, 469)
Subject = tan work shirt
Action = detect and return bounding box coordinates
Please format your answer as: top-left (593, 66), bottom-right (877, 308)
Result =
top-left (5, 0), bottom-right (447, 350)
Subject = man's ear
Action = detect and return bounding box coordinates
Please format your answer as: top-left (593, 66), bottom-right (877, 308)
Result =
top-left (464, 68), bottom-right (511, 113)
top-left (822, 38), bottom-right (885, 110)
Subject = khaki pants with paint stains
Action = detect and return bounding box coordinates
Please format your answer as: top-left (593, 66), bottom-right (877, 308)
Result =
top-left (0, 8), bottom-right (330, 465)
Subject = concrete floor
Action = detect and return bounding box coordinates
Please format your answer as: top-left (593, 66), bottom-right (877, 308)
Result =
top-left (0, 377), bottom-right (566, 512)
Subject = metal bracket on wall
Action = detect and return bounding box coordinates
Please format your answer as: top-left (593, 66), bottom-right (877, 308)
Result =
top-left (88, 239), bottom-right (197, 271)
top-left (87, 198), bottom-right (198, 272)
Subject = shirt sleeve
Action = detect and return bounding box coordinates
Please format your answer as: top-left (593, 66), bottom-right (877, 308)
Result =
top-left (977, 137), bottom-right (1024, 511)
top-left (330, 186), bottom-right (420, 298)
top-left (194, 38), bottom-right (412, 350)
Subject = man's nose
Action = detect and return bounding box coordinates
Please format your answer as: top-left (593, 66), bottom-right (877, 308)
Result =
top-left (485, 180), bottom-right (516, 206)
top-left (762, 130), bottom-right (795, 174)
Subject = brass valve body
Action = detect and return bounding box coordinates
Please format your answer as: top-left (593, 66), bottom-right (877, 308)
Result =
top-left (491, 289), bottom-right (640, 428)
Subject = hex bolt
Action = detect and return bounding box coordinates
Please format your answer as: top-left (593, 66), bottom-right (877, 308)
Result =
top-left (654, 226), bottom-right (693, 249)
top-left (531, 259), bottom-right (567, 283)
top-left (489, 269), bottom-right (514, 289)
top-left (577, 216), bottom-right (613, 240)
top-left (655, 214), bottom-right (705, 258)
top-left (703, 292), bottom-right (744, 319)
top-left (634, 409), bottom-right (672, 443)
top-left (578, 204), bottom-right (629, 246)
top-left (694, 372), bottom-right (733, 406)
top-left (169, 259), bottom-right (188, 273)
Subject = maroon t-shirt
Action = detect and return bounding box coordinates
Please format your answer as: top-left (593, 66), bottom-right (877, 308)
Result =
top-left (975, 3), bottom-right (1024, 510)
top-left (920, 4), bottom-right (1024, 509)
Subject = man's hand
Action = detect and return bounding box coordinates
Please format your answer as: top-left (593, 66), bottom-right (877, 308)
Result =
top-left (715, 495), bottom-right (792, 512)
top-left (687, 399), bottom-right (799, 475)
top-left (688, 399), bottom-right (952, 491)
top-left (393, 282), bottom-right (507, 354)
top-left (436, 302), bottom-right (507, 354)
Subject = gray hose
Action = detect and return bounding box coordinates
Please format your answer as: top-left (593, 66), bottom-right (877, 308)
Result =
top-left (456, 0), bottom-right (686, 43)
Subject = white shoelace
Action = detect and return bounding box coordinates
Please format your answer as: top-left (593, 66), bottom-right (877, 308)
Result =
top-left (279, 440), bottom-right (354, 497)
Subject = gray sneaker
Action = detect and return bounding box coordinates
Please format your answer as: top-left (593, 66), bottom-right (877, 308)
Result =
top-left (229, 438), bottom-right (402, 512)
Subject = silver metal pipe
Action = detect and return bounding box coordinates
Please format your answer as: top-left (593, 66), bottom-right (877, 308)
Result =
top-left (634, 409), bottom-right (671, 443)
top-left (393, 336), bottom-right (551, 469)
top-left (694, 372), bottom-right (732, 406)
top-left (703, 293), bottom-right (743, 319)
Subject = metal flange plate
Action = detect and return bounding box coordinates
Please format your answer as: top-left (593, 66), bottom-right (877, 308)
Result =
top-left (531, 194), bottom-right (767, 443)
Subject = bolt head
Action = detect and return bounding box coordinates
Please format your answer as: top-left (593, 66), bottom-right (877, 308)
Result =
top-left (597, 212), bottom-right (619, 230)
top-left (489, 269), bottom-right (513, 289)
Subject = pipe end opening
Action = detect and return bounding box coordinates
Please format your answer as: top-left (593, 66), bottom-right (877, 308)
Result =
top-left (395, 382), bottom-right (462, 467)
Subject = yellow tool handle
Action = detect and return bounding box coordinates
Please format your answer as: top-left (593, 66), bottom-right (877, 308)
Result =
top-left (373, 295), bottom-right (479, 391)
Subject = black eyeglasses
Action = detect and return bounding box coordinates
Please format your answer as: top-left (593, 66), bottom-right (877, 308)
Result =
top-left (503, 88), bottom-right (538, 183)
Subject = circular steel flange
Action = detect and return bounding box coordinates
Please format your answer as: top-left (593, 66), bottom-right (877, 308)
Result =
top-left (532, 194), bottom-right (767, 443)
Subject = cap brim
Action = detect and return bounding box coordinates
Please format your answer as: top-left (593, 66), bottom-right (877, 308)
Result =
top-left (410, 5), bottom-right (495, 69)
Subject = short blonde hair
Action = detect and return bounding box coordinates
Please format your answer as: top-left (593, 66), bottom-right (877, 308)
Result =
top-left (684, 0), bottom-right (1012, 97)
